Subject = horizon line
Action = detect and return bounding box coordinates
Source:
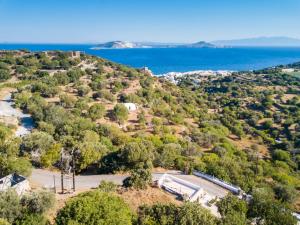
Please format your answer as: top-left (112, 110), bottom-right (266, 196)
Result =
top-left (1, 36), bottom-right (300, 45)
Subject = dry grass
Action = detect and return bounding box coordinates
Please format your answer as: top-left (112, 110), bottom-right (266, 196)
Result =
top-left (229, 135), bottom-right (270, 157)
top-left (281, 94), bottom-right (298, 103)
top-left (253, 85), bottom-right (288, 92)
top-left (122, 79), bottom-right (141, 95)
top-left (117, 187), bottom-right (181, 211)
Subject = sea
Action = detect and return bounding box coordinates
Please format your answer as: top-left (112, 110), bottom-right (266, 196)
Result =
top-left (1, 44), bottom-right (300, 75)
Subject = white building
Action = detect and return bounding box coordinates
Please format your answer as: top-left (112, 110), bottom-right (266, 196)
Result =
top-left (157, 174), bottom-right (220, 217)
top-left (0, 173), bottom-right (30, 195)
top-left (123, 103), bottom-right (137, 112)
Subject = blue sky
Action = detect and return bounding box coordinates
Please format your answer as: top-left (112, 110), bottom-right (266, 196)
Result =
top-left (0, 0), bottom-right (300, 43)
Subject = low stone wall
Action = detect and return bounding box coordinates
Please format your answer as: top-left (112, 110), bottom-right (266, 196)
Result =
top-left (193, 171), bottom-right (241, 194)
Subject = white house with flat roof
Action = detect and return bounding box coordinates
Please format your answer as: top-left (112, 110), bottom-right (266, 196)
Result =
top-left (157, 173), bottom-right (220, 217)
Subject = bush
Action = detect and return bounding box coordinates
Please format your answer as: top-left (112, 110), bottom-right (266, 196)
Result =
top-left (248, 188), bottom-right (297, 225)
top-left (21, 131), bottom-right (55, 158)
top-left (137, 202), bottom-right (217, 225)
top-left (138, 204), bottom-right (178, 225)
top-left (98, 181), bottom-right (118, 192)
top-left (0, 189), bottom-right (54, 224)
top-left (113, 104), bottom-right (129, 124)
top-left (40, 144), bottom-right (61, 168)
top-left (54, 72), bottom-right (70, 85)
top-left (77, 85), bottom-right (91, 97)
top-left (273, 150), bottom-right (291, 163)
top-left (59, 94), bottom-right (76, 108)
top-left (156, 143), bottom-right (182, 168)
top-left (76, 139), bottom-right (107, 171)
top-left (88, 104), bottom-right (105, 121)
top-left (217, 194), bottom-right (248, 225)
top-left (273, 184), bottom-right (298, 203)
top-left (177, 202), bottom-right (217, 225)
top-left (0, 190), bottom-right (21, 223)
top-left (0, 69), bottom-right (11, 81)
top-left (55, 191), bottom-right (133, 225)
top-left (15, 214), bottom-right (48, 225)
top-left (3, 157), bottom-right (32, 177)
top-left (120, 141), bottom-right (154, 169)
top-left (20, 191), bottom-right (55, 214)
top-left (96, 90), bottom-right (116, 101)
top-left (123, 168), bottom-right (152, 189)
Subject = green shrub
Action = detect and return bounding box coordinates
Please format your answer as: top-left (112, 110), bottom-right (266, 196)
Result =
top-left (56, 191), bottom-right (133, 225)
top-left (15, 214), bottom-right (48, 225)
top-left (88, 104), bottom-right (106, 121)
top-left (113, 104), bottom-right (129, 124)
top-left (98, 181), bottom-right (118, 192)
top-left (21, 191), bottom-right (55, 214)
top-left (273, 150), bottom-right (291, 162)
top-left (123, 168), bottom-right (152, 190)
top-left (0, 69), bottom-right (11, 81)
top-left (40, 144), bottom-right (61, 168)
top-left (138, 202), bottom-right (217, 225)
top-left (217, 194), bottom-right (248, 225)
top-left (0, 190), bottom-right (21, 223)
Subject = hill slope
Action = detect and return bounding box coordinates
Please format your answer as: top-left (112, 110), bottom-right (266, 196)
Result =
top-left (0, 50), bottom-right (300, 217)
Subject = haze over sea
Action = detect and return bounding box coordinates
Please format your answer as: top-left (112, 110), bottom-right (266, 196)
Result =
top-left (1, 44), bottom-right (300, 75)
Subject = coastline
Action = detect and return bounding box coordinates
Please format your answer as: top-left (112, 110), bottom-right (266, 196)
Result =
top-left (1, 45), bottom-right (300, 75)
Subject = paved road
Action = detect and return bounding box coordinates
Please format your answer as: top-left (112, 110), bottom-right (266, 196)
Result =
top-left (30, 169), bottom-right (128, 190)
top-left (30, 169), bottom-right (228, 197)
top-left (174, 174), bottom-right (228, 198)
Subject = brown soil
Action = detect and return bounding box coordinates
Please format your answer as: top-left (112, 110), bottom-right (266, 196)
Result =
top-left (122, 79), bottom-right (141, 95)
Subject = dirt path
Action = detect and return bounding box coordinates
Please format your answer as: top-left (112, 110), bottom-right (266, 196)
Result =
top-left (0, 88), bottom-right (34, 136)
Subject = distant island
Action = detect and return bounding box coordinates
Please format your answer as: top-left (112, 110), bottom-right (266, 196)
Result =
top-left (213, 36), bottom-right (300, 47)
top-left (91, 41), bottom-right (147, 49)
top-left (91, 41), bottom-right (221, 49)
top-left (90, 37), bottom-right (300, 49)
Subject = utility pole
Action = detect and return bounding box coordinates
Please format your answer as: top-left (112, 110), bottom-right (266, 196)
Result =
top-left (53, 175), bottom-right (56, 193)
top-left (61, 148), bottom-right (64, 194)
top-left (72, 149), bottom-right (76, 192)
